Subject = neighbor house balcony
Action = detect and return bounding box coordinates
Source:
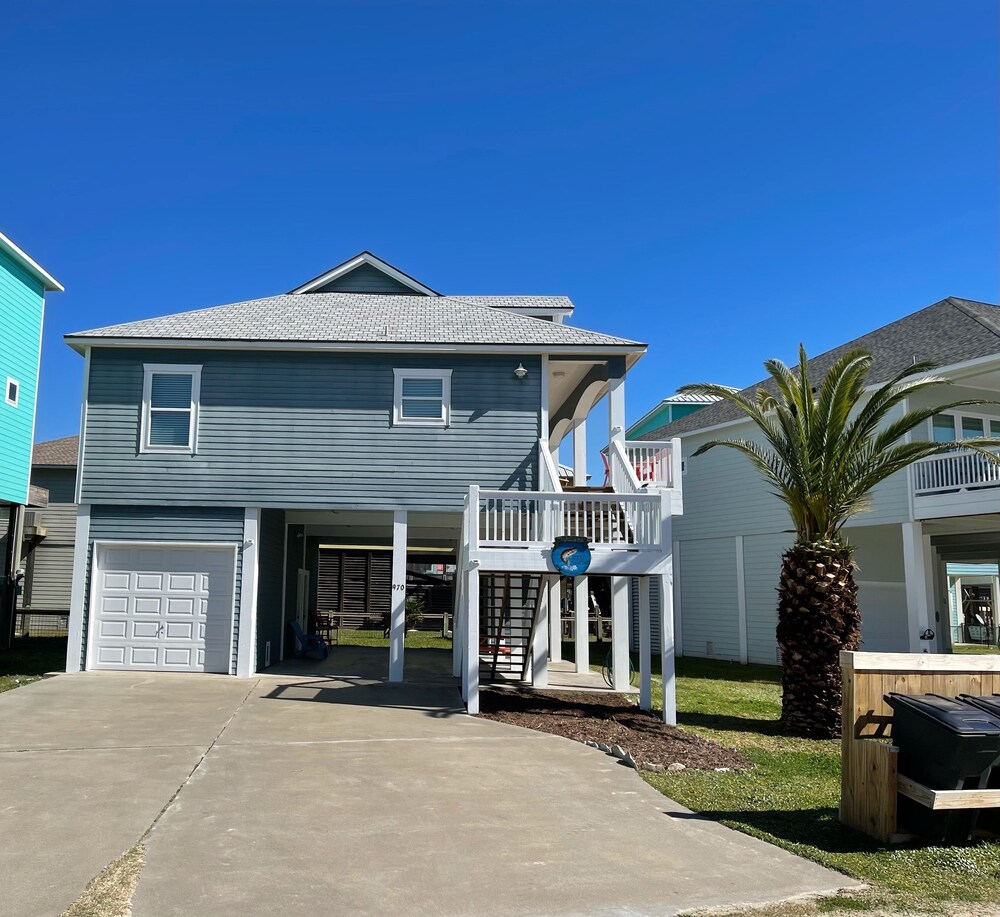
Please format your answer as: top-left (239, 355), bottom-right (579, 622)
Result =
top-left (911, 449), bottom-right (1000, 520)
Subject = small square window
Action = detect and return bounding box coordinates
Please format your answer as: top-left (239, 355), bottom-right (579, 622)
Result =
top-left (392, 369), bottom-right (451, 426)
top-left (141, 364), bottom-right (201, 453)
top-left (5, 377), bottom-right (18, 407)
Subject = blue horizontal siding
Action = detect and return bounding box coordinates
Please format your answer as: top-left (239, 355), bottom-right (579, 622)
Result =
top-left (80, 349), bottom-right (541, 509)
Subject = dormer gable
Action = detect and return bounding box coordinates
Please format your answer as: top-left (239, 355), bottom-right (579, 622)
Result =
top-left (289, 251), bottom-right (439, 296)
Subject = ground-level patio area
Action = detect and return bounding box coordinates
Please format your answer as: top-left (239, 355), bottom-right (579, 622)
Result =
top-left (0, 670), bottom-right (853, 917)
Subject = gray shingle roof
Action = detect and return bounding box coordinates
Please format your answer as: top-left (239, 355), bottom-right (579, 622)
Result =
top-left (643, 297), bottom-right (1000, 440)
top-left (33, 435), bottom-right (79, 466)
top-left (66, 294), bottom-right (640, 349)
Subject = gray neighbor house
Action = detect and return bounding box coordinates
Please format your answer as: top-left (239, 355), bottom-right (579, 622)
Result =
top-left (641, 297), bottom-right (1000, 663)
top-left (15, 435), bottom-right (79, 632)
top-left (62, 252), bottom-right (683, 717)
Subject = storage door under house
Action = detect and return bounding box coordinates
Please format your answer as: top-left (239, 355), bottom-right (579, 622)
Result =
top-left (317, 548), bottom-right (392, 627)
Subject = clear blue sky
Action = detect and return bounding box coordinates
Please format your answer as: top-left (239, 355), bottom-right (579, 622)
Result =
top-left (3, 1), bottom-right (997, 471)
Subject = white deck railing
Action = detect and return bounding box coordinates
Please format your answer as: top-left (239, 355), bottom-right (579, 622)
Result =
top-left (912, 450), bottom-right (1000, 496)
top-left (475, 488), bottom-right (662, 551)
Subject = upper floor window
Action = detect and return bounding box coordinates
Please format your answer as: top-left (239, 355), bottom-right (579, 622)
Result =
top-left (141, 364), bottom-right (201, 453)
top-left (5, 377), bottom-right (18, 407)
top-left (392, 369), bottom-right (451, 427)
top-left (931, 411), bottom-right (1000, 444)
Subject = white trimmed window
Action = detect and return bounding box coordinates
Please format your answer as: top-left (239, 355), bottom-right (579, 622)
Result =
top-left (141, 364), bottom-right (202, 453)
top-left (392, 369), bottom-right (451, 426)
top-left (931, 411), bottom-right (1000, 444)
top-left (5, 377), bottom-right (19, 407)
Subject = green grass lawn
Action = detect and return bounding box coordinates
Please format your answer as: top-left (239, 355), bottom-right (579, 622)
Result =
top-left (0, 637), bottom-right (67, 693)
top-left (335, 628), bottom-right (452, 651)
top-left (636, 657), bottom-right (1000, 914)
top-left (953, 643), bottom-right (1000, 655)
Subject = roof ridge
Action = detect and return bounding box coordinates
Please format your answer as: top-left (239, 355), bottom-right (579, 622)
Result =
top-left (948, 297), bottom-right (1000, 340)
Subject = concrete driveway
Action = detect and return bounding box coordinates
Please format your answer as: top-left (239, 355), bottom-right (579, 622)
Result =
top-left (0, 672), bottom-right (854, 917)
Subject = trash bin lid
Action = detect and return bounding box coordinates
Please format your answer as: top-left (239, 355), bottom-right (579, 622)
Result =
top-left (884, 692), bottom-right (1000, 735)
top-left (958, 694), bottom-right (1000, 719)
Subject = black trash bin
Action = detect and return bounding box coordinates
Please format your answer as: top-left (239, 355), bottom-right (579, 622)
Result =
top-left (884, 692), bottom-right (1000, 843)
top-left (957, 694), bottom-right (1000, 837)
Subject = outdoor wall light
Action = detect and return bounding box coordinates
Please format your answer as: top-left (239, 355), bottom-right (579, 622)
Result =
top-left (513, 363), bottom-right (528, 380)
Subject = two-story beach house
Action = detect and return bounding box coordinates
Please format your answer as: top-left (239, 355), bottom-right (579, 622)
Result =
top-left (641, 297), bottom-right (1000, 664)
top-left (0, 231), bottom-right (62, 647)
top-left (64, 253), bottom-right (682, 718)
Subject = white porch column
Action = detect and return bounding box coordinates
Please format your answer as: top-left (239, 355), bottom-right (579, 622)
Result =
top-left (902, 521), bottom-right (935, 653)
top-left (638, 576), bottom-right (652, 711)
top-left (65, 504), bottom-right (91, 673)
top-left (660, 505), bottom-right (677, 725)
top-left (573, 419), bottom-right (588, 487)
top-left (451, 565), bottom-right (464, 678)
top-left (388, 510), bottom-right (408, 682)
top-left (611, 575), bottom-right (630, 691)
top-left (607, 356), bottom-right (626, 447)
top-left (574, 574), bottom-right (590, 673)
top-left (463, 563), bottom-right (480, 712)
top-left (236, 508), bottom-right (261, 678)
top-left (532, 575), bottom-right (550, 687)
top-left (548, 577), bottom-right (562, 662)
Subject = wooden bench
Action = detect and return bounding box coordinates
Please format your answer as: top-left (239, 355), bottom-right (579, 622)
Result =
top-left (840, 651), bottom-right (1000, 843)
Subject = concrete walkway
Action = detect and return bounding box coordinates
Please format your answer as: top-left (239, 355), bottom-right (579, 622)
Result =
top-left (0, 672), bottom-right (855, 917)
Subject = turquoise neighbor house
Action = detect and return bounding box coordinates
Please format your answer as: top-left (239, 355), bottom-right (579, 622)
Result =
top-left (0, 231), bottom-right (63, 647)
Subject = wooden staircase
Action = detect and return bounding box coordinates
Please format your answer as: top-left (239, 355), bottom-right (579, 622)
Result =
top-left (479, 573), bottom-right (545, 680)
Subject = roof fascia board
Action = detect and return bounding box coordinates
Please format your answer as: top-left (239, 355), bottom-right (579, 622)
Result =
top-left (0, 231), bottom-right (64, 291)
top-left (289, 252), bottom-right (439, 296)
top-left (64, 336), bottom-right (647, 359)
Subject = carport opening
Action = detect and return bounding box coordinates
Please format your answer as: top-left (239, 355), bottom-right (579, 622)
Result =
top-left (283, 546), bottom-right (455, 681)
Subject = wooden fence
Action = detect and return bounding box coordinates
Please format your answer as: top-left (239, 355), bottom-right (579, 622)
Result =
top-left (840, 651), bottom-right (1000, 843)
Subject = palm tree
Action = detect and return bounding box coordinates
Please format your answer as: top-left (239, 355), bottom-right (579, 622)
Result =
top-left (681, 347), bottom-right (1000, 738)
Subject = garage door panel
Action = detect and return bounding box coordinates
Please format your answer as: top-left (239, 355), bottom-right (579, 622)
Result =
top-left (91, 544), bottom-right (234, 674)
top-left (134, 597), bottom-right (162, 615)
top-left (165, 598), bottom-right (195, 616)
top-left (100, 596), bottom-right (130, 614)
top-left (98, 646), bottom-right (127, 665)
top-left (129, 646), bottom-right (158, 666)
top-left (168, 573), bottom-right (197, 591)
top-left (135, 573), bottom-right (165, 591)
top-left (102, 572), bottom-right (131, 590)
top-left (163, 648), bottom-right (194, 667)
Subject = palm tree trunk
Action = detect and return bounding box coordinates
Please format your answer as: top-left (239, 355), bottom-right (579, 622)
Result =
top-left (777, 540), bottom-right (861, 738)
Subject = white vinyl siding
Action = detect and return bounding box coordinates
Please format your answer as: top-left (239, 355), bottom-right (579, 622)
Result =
top-left (392, 368), bottom-right (451, 427)
top-left (141, 364), bottom-right (201, 453)
top-left (678, 537), bottom-right (741, 661)
top-left (741, 533), bottom-right (792, 665)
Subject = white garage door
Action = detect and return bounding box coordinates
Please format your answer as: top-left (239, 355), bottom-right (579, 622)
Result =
top-left (90, 544), bottom-right (236, 673)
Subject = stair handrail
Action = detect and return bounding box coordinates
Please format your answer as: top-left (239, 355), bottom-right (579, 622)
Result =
top-left (608, 438), bottom-right (643, 495)
top-left (538, 440), bottom-right (564, 493)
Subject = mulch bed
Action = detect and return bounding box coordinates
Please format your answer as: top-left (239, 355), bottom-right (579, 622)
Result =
top-left (477, 688), bottom-right (751, 772)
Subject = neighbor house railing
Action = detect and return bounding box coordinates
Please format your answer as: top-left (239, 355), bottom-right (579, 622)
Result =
top-left (474, 487), bottom-right (662, 551)
top-left (912, 449), bottom-right (1000, 496)
top-left (623, 439), bottom-right (677, 487)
